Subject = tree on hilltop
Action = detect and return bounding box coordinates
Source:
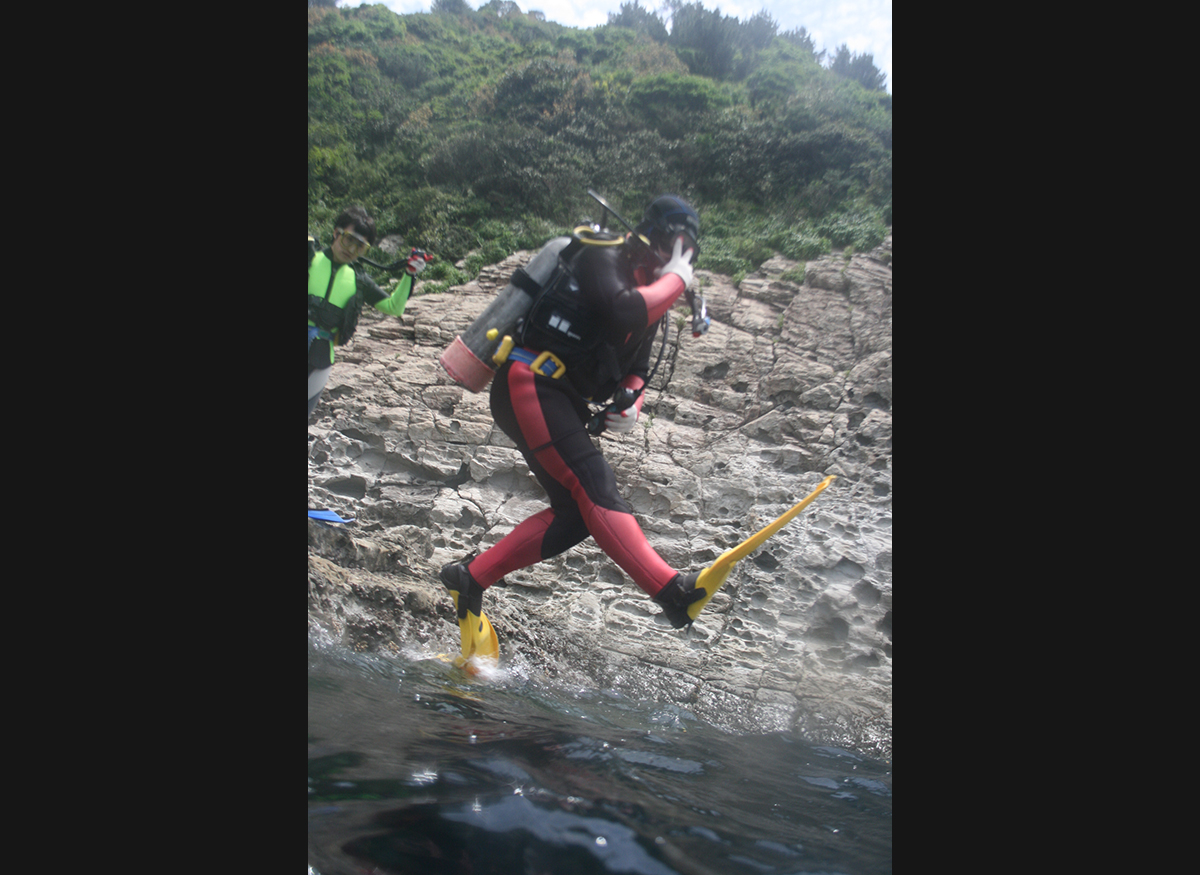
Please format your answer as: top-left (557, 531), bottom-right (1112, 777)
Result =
top-left (432, 0), bottom-right (473, 14)
top-left (828, 43), bottom-right (887, 91)
top-left (608, 2), bottom-right (669, 42)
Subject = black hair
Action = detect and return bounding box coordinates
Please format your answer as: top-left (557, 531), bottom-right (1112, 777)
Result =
top-left (333, 205), bottom-right (378, 245)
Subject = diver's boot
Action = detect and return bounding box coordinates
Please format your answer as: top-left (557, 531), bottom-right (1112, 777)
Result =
top-left (440, 559), bottom-right (500, 663)
top-left (653, 572), bottom-right (707, 629)
top-left (439, 559), bottom-right (484, 622)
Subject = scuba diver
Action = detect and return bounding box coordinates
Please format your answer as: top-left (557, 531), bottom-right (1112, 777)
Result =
top-left (440, 194), bottom-right (710, 633)
top-left (308, 205), bottom-right (431, 419)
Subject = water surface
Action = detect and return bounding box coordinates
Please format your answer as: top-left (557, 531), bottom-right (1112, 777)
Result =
top-left (309, 638), bottom-right (891, 875)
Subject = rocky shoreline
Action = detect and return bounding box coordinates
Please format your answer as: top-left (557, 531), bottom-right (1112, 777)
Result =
top-left (308, 234), bottom-right (892, 761)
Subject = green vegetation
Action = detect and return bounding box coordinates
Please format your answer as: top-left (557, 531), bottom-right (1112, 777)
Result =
top-left (780, 266), bottom-right (806, 285)
top-left (308, 2), bottom-right (891, 289)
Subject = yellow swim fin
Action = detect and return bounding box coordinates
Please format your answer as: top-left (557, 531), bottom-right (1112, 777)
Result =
top-left (687, 475), bottom-right (837, 622)
top-left (449, 590), bottom-right (500, 674)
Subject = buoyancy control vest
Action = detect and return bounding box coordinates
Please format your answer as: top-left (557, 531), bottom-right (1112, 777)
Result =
top-left (308, 250), bottom-right (363, 348)
top-left (439, 229), bottom-right (657, 398)
top-left (514, 234), bottom-right (637, 401)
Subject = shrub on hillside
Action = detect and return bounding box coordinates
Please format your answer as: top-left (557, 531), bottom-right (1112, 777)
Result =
top-left (696, 236), bottom-right (750, 276)
top-left (779, 232), bottom-right (830, 261)
top-left (814, 211), bottom-right (887, 251)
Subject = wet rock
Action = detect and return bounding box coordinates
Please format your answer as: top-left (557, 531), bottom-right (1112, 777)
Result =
top-left (309, 233), bottom-right (893, 760)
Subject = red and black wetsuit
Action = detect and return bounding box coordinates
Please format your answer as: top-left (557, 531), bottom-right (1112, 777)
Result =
top-left (465, 241), bottom-right (689, 598)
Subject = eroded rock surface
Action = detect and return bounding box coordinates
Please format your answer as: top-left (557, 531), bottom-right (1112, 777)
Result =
top-left (309, 235), bottom-right (893, 760)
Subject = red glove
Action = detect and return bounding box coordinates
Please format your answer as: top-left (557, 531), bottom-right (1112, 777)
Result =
top-left (406, 248), bottom-right (432, 276)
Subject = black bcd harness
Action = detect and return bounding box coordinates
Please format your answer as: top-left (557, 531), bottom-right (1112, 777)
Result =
top-left (514, 237), bottom-right (618, 383)
top-left (307, 292), bottom-right (363, 347)
top-left (509, 232), bottom-right (669, 426)
top-left (307, 236), bottom-right (365, 347)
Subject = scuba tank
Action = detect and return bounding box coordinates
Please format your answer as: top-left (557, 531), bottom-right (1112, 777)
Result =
top-left (439, 189), bottom-right (708, 393)
top-left (440, 236), bottom-right (574, 392)
top-left (440, 222), bottom-right (637, 393)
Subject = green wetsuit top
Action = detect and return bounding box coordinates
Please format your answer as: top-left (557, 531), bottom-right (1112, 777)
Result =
top-left (308, 237), bottom-right (415, 366)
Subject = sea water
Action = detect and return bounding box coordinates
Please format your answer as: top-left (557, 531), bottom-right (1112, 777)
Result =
top-left (308, 638), bottom-right (892, 875)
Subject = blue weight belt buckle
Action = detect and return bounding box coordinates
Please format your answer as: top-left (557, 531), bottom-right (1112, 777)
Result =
top-left (308, 325), bottom-right (335, 349)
